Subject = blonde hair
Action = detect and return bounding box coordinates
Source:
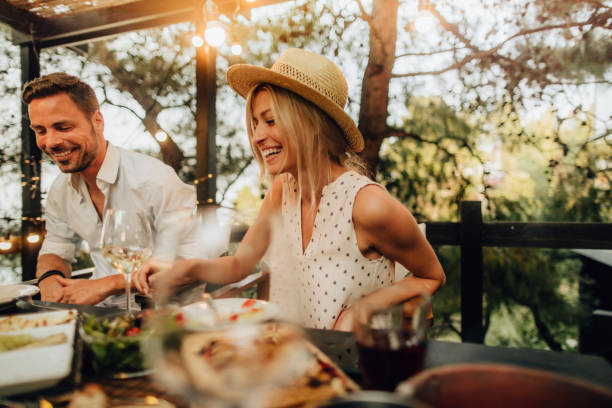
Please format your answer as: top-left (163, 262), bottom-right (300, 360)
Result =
top-left (245, 84), bottom-right (365, 212)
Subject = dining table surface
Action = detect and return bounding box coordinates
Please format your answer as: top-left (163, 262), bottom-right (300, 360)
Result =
top-left (1, 299), bottom-right (611, 407)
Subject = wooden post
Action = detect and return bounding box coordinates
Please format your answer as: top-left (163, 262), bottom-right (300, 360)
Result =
top-left (460, 201), bottom-right (484, 343)
top-left (194, 26), bottom-right (217, 207)
top-left (20, 44), bottom-right (42, 281)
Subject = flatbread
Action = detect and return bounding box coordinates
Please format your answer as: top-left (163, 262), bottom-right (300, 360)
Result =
top-left (181, 323), bottom-right (359, 407)
top-left (0, 332), bottom-right (68, 352)
top-left (0, 310), bottom-right (76, 332)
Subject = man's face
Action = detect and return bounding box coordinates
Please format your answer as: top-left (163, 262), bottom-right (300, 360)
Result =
top-left (28, 92), bottom-right (103, 173)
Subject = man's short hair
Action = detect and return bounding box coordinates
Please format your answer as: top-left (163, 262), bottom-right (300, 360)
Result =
top-left (22, 72), bottom-right (100, 118)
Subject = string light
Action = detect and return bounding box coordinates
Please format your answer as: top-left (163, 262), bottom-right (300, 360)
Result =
top-left (193, 173), bottom-right (214, 185)
top-left (231, 42), bottom-right (242, 56)
top-left (155, 130), bottom-right (168, 142)
top-left (0, 240), bottom-right (12, 251)
top-left (26, 233), bottom-right (41, 244)
top-left (191, 34), bottom-right (204, 47)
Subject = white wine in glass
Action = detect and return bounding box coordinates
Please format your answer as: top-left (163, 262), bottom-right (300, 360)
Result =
top-left (100, 209), bottom-right (153, 315)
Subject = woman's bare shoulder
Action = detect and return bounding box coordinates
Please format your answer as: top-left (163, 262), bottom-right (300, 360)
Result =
top-left (352, 184), bottom-right (401, 229)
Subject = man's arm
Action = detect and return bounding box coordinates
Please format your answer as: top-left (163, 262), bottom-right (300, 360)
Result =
top-left (36, 253), bottom-right (72, 302)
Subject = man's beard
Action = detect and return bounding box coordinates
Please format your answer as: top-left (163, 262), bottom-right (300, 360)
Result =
top-left (57, 126), bottom-right (98, 173)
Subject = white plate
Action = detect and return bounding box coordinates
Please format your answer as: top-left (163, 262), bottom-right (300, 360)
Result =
top-left (0, 309), bottom-right (77, 396)
top-left (0, 284), bottom-right (39, 311)
top-left (181, 298), bottom-right (279, 329)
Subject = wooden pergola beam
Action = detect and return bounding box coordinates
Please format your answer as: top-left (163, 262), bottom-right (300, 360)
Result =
top-left (7, 0), bottom-right (282, 49)
top-left (14, 0), bottom-right (199, 48)
top-left (0, 0), bottom-right (45, 35)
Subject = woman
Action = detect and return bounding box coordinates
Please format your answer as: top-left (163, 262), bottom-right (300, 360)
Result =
top-left (134, 48), bottom-right (445, 331)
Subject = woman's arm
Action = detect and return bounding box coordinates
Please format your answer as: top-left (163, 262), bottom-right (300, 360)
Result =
top-left (333, 184), bottom-right (445, 330)
top-left (134, 177), bottom-right (284, 294)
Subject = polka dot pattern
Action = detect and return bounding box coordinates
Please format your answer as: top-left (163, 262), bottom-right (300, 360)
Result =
top-left (266, 171), bottom-right (394, 330)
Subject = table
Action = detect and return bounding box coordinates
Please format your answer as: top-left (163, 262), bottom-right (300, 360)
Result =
top-left (305, 328), bottom-right (612, 390)
top-left (2, 300), bottom-right (611, 407)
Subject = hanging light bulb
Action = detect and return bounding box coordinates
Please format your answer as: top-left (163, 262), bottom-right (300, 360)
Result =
top-left (0, 240), bottom-right (12, 251)
top-left (231, 42), bottom-right (242, 56)
top-left (204, 20), bottom-right (226, 47)
top-left (155, 130), bottom-right (168, 143)
top-left (191, 34), bottom-right (204, 48)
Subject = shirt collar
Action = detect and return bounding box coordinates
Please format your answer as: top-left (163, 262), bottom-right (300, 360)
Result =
top-left (69, 141), bottom-right (119, 190)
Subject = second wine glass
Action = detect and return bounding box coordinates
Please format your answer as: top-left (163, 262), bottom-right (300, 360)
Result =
top-left (100, 209), bottom-right (153, 315)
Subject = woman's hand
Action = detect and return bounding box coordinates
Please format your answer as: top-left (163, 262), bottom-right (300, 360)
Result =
top-left (134, 258), bottom-right (196, 295)
top-left (333, 307), bottom-right (355, 332)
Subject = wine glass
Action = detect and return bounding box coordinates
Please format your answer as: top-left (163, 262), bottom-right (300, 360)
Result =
top-left (100, 209), bottom-right (153, 315)
top-left (144, 310), bottom-right (311, 408)
top-left (354, 293), bottom-right (432, 391)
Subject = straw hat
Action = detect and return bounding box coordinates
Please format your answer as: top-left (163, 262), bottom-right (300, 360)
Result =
top-left (226, 48), bottom-right (364, 152)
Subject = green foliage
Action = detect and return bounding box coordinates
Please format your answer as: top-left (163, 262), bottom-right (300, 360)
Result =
top-left (379, 97), bottom-right (485, 221)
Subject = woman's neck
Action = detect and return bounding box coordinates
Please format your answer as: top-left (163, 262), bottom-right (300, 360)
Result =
top-left (297, 162), bottom-right (347, 204)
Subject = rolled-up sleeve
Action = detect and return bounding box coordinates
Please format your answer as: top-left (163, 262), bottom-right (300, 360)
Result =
top-left (145, 168), bottom-right (203, 260)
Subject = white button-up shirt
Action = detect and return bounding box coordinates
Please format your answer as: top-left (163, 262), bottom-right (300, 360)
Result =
top-left (40, 142), bottom-right (202, 307)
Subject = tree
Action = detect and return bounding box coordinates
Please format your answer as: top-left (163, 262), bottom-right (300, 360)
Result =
top-left (250, 0), bottom-right (612, 174)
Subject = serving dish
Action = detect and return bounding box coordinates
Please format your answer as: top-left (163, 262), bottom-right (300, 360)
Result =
top-left (0, 309), bottom-right (77, 396)
top-left (0, 284), bottom-right (39, 312)
top-left (80, 311), bottom-right (150, 374)
top-left (397, 363), bottom-right (612, 408)
top-left (180, 298), bottom-right (279, 329)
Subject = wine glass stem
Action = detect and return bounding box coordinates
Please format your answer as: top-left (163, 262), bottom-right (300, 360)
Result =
top-left (125, 273), bottom-right (132, 316)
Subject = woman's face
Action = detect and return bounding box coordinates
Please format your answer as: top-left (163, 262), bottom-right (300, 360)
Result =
top-left (250, 90), bottom-right (297, 176)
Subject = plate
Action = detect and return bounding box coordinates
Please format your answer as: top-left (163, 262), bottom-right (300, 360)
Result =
top-left (0, 309), bottom-right (77, 396)
top-left (180, 298), bottom-right (279, 329)
top-left (0, 284), bottom-right (39, 311)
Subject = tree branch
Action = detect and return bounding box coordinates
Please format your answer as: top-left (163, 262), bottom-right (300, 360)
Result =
top-left (356, 0), bottom-right (385, 59)
top-left (392, 11), bottom-right (611, 78)
top-left (220, 156), bottom-right (254, 203)
top-left (397, 47), bottom-right (465, 58)
top-left (529, 305), bottom-right (562, 351)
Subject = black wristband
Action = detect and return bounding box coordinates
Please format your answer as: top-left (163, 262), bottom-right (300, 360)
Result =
top-left (37, 270), bottom-right (66, 286)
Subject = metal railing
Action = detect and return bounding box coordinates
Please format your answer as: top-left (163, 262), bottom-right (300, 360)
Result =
top-left (425, 201), bottom-right (612, 343)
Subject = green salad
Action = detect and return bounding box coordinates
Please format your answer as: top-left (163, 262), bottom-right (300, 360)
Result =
top-left (80, 312), bottom-right (150, 373)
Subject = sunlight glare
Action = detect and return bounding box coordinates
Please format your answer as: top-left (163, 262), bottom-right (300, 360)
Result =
top-left (205, 21), bottom-right (226, 47)
top-left (414, 10), bottom-right (436, 33)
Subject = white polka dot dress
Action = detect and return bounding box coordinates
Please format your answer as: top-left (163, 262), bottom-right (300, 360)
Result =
top-left (265, 171), bottom-right (395, 329)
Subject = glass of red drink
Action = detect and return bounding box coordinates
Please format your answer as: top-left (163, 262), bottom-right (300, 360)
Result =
top-left (354, 293), bottom-right (431, 391)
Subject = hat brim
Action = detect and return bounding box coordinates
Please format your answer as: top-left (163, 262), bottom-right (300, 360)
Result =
top-left (226, 64), bottom-right (364, 153)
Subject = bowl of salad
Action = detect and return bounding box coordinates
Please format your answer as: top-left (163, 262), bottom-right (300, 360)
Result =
top-left (80, 311), bottom-right (151, 374)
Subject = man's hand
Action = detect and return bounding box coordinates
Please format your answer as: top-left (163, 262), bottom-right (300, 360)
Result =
top-left (38, 275), bottom-right (65, 302)
top-left (56, 275), bottom-right (122, 305)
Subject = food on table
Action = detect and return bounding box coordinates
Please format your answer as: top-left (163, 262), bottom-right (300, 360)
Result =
top-left (80, 312), bottom-right (150, 373)
top-left (0, 332), bottom-right (67, 352)
top-left (180, 323), bottom-right (359, 407)
top-left (0, 310), bottom-right (76, 331)
top-left (227, 299), bottom-right (265, 322)
top-left (67, 383), bottom-right (108, 408)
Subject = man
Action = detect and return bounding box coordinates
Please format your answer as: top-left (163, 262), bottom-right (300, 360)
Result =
top-left (23, 72), bottom-right (201, 307)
